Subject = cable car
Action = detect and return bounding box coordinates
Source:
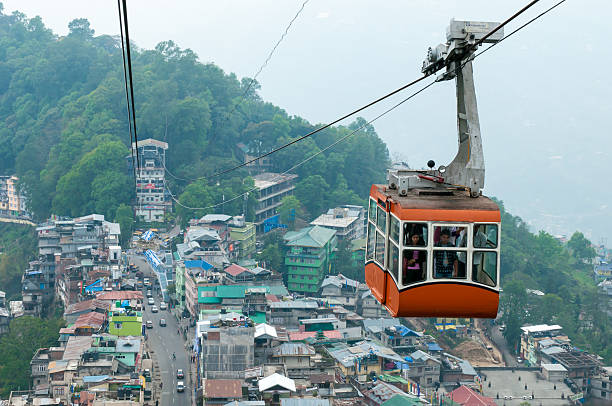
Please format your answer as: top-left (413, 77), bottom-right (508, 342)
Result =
top-left (365, 20), bottom-right (504, 318)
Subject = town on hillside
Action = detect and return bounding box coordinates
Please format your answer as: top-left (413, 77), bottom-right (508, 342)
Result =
top-left (1, 139), bottom-right (611, 406)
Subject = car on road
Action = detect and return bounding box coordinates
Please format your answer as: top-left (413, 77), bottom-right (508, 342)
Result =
top-left (144, 278), bottom-right (150, 286)
top-left (151, 305), bottom-right (158, 313)
top-left (159, 318), bottom-right (166, 326)
top-left (147, 297), bottom-right (154, 305)
top-left (146, 320), bottom-right (153, 329)
top-left (176, 381), bottom-right (185, 392)
top-left (146, 290), bottom-right (152, 297)
top-left (159, 302), bottom-right (167, 310)
top-left (176, 369), bottom-right (184, 379)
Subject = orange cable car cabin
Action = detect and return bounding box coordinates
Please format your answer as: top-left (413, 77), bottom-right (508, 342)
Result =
top-left (365, 19), bottom-right (505, 318)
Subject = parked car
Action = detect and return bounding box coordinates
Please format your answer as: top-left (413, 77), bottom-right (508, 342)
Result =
top-left (147, 297), bottom-right (154, 305)
top-left (151, 305), bottom-right (158, 313)
top-left (159, 318), bottom-right (166, 327)
top-left (160, 302), bottom-right (167, 310)
top-left (146, 320), bottom-right (153, 329)
top-left (176, 369), bottom-right (184, 379)
top-left (176, 381), bottom-right (184, 392)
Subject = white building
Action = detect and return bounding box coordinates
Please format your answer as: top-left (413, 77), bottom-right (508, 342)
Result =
top-left (129, 138), bottom-right (170, 222)
top-left (310, 206), bottom-right (365, 241)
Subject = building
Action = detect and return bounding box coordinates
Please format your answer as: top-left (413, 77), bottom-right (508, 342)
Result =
top-left (310, 206), bottom-right (365, 241)
top-left (551, 350), bottom-right (602, 393)
top-left (406, 350), bottom-right (441, 389)
top-left (444, 385), bottom-right (497, 406)
top-left (203, 379), bottom-right (244, 405)
top-left (199, 322), bottom-right (255, 379)
top-left (268, 300), bottom-right (319, 328)
top-left (272, 343), bottom-right (316, 380)
top-left (358, 290), bottom-right (387, 318)
top-left (108, 311), bottom-right (143, 336)
top-left (0, 291), bottom-right (9, 334)
top-left (320, 274), bottom-right (362, 311)
top-left (519, 324), bottom-right (565, 366)
top-left (127, 138), bottom-right (170, 222)
top-left (229, 215), bottom-right (256, 259)
top-left (590, 366), bottom-right (612, 403)
top-left (253, 172), bottom-right (297, 233)
top-left (541, 363), bottom-right (568, 382)
top-left (0, 175), bottom-right (29, 217)
top-left (284, 226), bottom-right (337, 294)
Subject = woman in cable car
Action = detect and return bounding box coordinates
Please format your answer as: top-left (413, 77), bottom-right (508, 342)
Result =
top-left (365, 19), bottom-right (504, 318)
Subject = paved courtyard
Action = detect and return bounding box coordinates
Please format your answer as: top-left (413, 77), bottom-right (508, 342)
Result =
top-left (480, 369), bottom-right (575, 405)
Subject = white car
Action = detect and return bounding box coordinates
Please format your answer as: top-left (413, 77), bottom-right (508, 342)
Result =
top-left (147, 297), bottom-right (154, 305)
top-left (176, 381), bottom-right (185, 392)
top-left (160, 302), bottom-right (167, 310)
top-left (151, 305), bottom-right (158, 313)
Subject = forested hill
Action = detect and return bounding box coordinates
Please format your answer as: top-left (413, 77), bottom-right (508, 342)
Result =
top-left (0, 8), bottom-right (389, 223)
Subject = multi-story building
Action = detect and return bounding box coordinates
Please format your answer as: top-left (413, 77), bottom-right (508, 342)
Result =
top-left (520, 324), bottom-right (567, 366)
top-left (229, 215), bottom-right (256, 259)
top-left (127, 138), bottom-right (171, 222)
top-left (310, 206), bottom-right (365, 241)
top-left (253, 172), bottom-right (297, 233)
top-left (284, 226), bottom-right (337, 294)
top-left (0, 175), bottom-right (29, 218)
top-left (198, 321), bottom-right (255, 379)
top-left (590, 367), bottom-right (612, 403)
top-left (21, 258), bottom-right (56, 316)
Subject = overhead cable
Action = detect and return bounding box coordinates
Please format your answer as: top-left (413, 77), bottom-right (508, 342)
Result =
top-left (166, 0), bottom-right (568, 211)
top-left (117, 0), bottom-right (136, 181)
top-left (166, 80), bottom-right (437, 211)
top-left (165, 0), bottom-right (551, 184)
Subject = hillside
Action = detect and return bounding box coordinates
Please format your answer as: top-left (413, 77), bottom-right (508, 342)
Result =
top-left (0, 9), bottom-right (388, 225)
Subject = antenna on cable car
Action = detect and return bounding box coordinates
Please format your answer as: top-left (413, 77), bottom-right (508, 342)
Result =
top-left (388, 20), bottom-right (504, 198)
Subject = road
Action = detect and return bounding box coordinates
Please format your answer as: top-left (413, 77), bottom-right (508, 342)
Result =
top-left (132, 254), bottom-right (193, 406)
top-left (488, 324), bottom-right (518, 367)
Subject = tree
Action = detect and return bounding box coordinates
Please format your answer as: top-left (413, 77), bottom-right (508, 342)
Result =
top-left (68, 18), bottom-right (94, 39)
top-left (279, 195), bottom-right (303, 230)
top-left (114, 203), bottom-right (134, 247)
top-left (0, 316), bottom-right (65, 397)
top-left (567, 231), bottom-right (596, 263)
top-left (295, 175), bottom-right (329, 218)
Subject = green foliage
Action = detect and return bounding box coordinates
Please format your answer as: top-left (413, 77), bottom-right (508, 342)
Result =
top-left (332, 239), bottom-right (365, 283)
top-left (567, 231), bottom-right (596, 263)
top-left (278, 195), bottom-right (303, 230)
top-left (496, 200), bottom-right (612, 363)
top-left (256, 231), bottom-right (285, 274)
top-left (0, 9), bottom-right (388, 224)
top-left (114, 203), bottom-right (134, 247)
top-left (0, 223), bottom-right (37, 300)
top-left (0, 316), bottom-right (65, 397)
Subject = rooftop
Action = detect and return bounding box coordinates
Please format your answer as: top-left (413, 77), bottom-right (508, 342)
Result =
top-left (541, 363), bottom-right (567, 372)
top-left (520, 324), bottom-right (562, 334)
top-left (258, 373), bottom-right (296, 392)
top-left (284, 226), bottom-right (336, 248)
top-left (205, 379), bottom-right (242, 399)
top-left (273, 343), bottom-right (315, 357)
top-left (253, 172), bottom-right (298, 190)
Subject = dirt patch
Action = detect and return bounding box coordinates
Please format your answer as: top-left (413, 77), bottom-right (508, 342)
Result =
top-left (453, 340), bottom-right (499, 367)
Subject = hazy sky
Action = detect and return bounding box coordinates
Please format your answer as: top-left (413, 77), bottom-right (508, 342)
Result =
top-left (3, 1), bottom-right (611, 243)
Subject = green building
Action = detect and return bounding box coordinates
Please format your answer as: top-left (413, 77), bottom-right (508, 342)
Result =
top-left (108, 312), bottom-right (142, 336)
top-left (174, 260), bottom-right (186, 312)
top-left (229, 219), bottom-right (256, 259)
top-left (284, 226), bottom-right (337, 294)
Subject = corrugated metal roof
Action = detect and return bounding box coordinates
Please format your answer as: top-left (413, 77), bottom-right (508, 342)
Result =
top-left (281, 399), bottom-right (330, 406)
top-left (216, 285), bottom-right (246, 298)
top-left (269, 300), bottom-right (318, 309)
top-left (204, 379), bottom-right (242, 399)
top-left (224, 264), bottom-right (250, 277)
top-left (258, 373), bottom-right (296, 392)
top-left (284, 226), bottom-right (336, 248)
top-left (254, 323), bottom-right (277, 339)
top-left (273, 343), bottom-right (315, 356)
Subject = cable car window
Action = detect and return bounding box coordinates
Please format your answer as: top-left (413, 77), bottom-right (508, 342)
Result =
top-left (375, 231), bottom-right (385, 265)
top-left (402, 249), bottom-right (427, 284)
top-left (389, 243), bottom-right (399, 282)
top-left (472, 251), bottom-right (497, 287)
top-left (433, 226), bottom-right (467, 246)
top-left (390, 216), bottom-right (400, 244)
top-left (366, 223), bottom-right (375, 260)
top-left (368, 199), bottom-right (377, 224)
top-left (403, 223), bottom-right (427, 247)
top-left (376, 206), bottom-right (386, 233)
top-left (473, 224), bottom-right (498, 248)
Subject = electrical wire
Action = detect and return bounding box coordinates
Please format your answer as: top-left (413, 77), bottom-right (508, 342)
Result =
top-left (166, 80), bottom-right (437, 211)
top-left (164, 0), bottom-right (551, 184)
top-left (118, 0), bottom-right (141, 173)
top-left (117, 0), bottom-right (137, 182)
top-left (165, 74), bottom-right (431, 182)
top-left (165, 0), bottom-right (568, 212)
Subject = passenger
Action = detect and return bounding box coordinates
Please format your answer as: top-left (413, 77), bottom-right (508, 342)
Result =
top-left (434, 229), bottom-right (457, 278)
top-left (403, 234), bottom-right (426, 284)
top-left (455, 228), bottom-right (468, 278)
